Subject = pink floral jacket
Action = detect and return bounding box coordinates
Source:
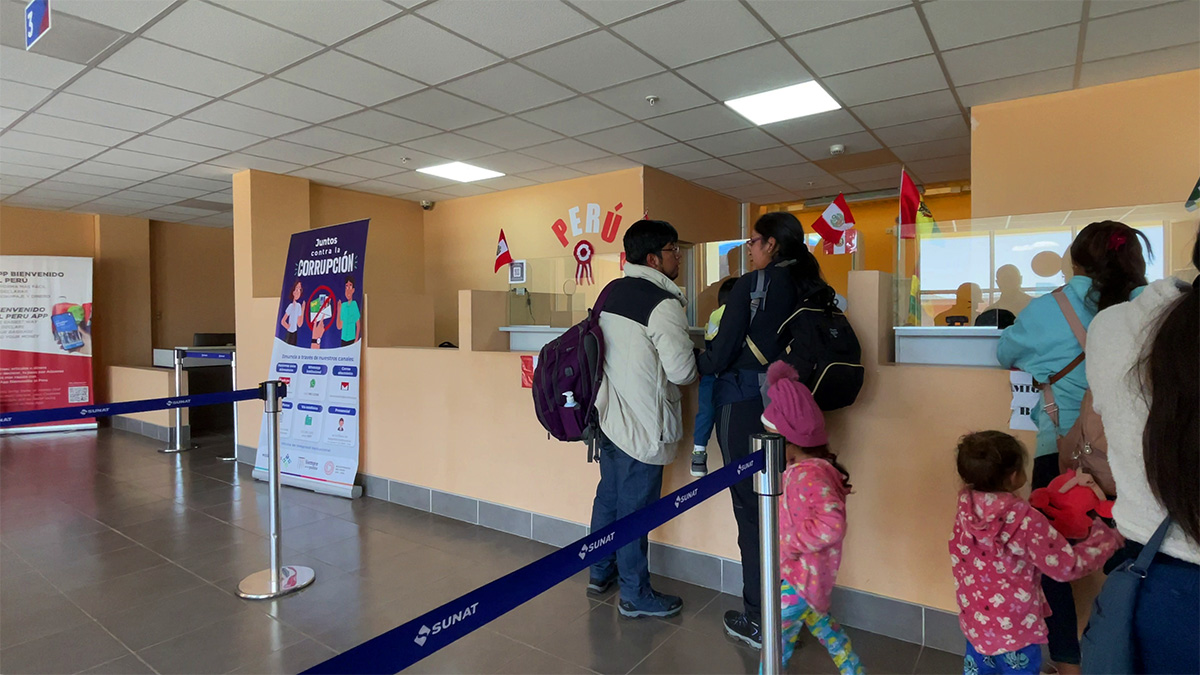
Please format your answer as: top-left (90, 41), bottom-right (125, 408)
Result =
top-left (949, 489), bottom-right (1121, 655)
top-left (779, 458), bottom-right (850, 613)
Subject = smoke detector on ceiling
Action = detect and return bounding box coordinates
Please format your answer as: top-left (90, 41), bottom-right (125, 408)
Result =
top-left (829, 143), bottom-right (845, 156)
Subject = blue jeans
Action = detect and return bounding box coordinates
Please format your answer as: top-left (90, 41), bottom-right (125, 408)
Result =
top-left (692, 374), bottom-right (716, 447)
top-left (964, 642), bottom-right (1041, 675)
top-left (1133, 551), bottom-right (1199, 674)
top-left (589, 433), bottom-right (663, 604)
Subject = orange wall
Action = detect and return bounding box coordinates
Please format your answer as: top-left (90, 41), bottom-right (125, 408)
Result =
top-left (149, 221), bottom-right (235, 349)
top-left (972, 70), bottom-right (1200, 217)
top-left (643, 167), bottom-right (741, 244)
top-left (0, 205), bottom-right (95, 256)
top-left (92, 215), bottom-right (153, 402)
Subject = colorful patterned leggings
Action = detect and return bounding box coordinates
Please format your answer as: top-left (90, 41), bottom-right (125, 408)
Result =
top-left (761, 580), bottom-right (865, 675)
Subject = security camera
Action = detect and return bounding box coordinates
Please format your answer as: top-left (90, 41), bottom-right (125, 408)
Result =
top-left (829, 144), bottom-right (845, 156)
top-left (420, 200), bottom-right (435, 210)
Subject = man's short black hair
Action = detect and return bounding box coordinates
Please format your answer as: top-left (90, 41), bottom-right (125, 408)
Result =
top-left (623, 219), bottom-right (678, 266)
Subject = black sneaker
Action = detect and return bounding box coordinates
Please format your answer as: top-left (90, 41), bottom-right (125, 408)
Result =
top-left (587, 571), bottom-right (617, 596)
top-left (724, 610), bottom-right (762, 649)
top-left (690, 446), bottom-right (708, 477)
top-left (619, 590), bottom-right (683, 618)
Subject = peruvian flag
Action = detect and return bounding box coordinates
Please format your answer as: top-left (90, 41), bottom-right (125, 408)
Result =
top-left (810, 193), bottom-right (856, 245)
top-left (899, 169), bottom-right (920, 239)
top-left (824, 229), bottom-right (858, 255)
top-left (494, 229), bottom-right (513, 272)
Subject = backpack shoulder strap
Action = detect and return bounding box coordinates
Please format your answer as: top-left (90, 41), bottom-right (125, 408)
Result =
top-left (592, 279), bottom-right (620, 316)
top-left (748, 269), bottom-right (769, 324)
top-left (1052, 287), bottom-right (1088, 349)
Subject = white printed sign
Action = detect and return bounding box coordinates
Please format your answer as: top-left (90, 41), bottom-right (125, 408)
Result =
top-left (1009, 370), bottom-right (1039, 431)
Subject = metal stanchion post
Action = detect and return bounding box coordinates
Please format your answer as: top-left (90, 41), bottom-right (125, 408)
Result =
top-left (216, 350), bottom-right (238, 462)
top-left (754, 433), bottom-right (785, 675)
top-left (160, 348), bottom-right (193, 454)
top-left (237, 380), bottom-right (314, 600)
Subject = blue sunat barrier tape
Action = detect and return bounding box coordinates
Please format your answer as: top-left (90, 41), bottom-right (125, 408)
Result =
top-left (184, 350), bottom-right (233, 361)
top-left (303, 449), bottom-right (766, 675)
top-left (0, 388), bottom-right (261, 428)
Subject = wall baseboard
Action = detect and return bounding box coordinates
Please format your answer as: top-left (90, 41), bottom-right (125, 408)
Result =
top-left (113, 415), bottom-right (189, 447)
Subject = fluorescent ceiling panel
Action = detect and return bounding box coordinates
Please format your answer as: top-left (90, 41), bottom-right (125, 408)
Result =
top-left (725, 82), bottom-right (840, 126)
top-left (417, 162), bottom-right (504, 183)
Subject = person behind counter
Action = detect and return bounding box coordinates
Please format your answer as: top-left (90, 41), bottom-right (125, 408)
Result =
top-left (995, 220), bottom-right (1150, 674)
top-left (697, 211), bottom-right (834, 648)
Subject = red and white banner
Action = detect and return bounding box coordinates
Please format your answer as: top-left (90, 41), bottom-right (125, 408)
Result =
top-left (494, 229), bottom-right (514, 272)
top-left (0, 256), bottom-right (95, 434)
top-left (811, 193), bottom-right (856, 244)
top-left (823, 229), bottom-right (858, 255)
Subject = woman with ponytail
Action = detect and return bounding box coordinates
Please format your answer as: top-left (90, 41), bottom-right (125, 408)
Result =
top-left (1086, 227), bottom-right (1199, 674)
top-left (996, 220), bottom-right (1152, 673)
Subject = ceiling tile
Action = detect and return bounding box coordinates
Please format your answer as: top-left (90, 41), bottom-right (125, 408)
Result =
top-left (852, 89), bottom-right (961, 128)
top-left (278, 52), bottom-right (423, 106)
top-left (688, 128), bottom-right (781, 156)
top-left (724, 146), bottom-right (805, 171)
top-left (126, 182), bottom-right (207, 199)
top-left (873, 115), bottom-right (969, 146)
top-left (1, 130), bottom-right (105, 159)
top-left (151, 174), bottom-right (230, 192)
top-left (359, 146), bottom-right (448, 169)
top-left (186, 101), bottom-right (309, 137)
top-left (677, 43), bottom-right (810, 102)
top-left (114, 134), bottom-right (223, 165)
top-left (399, 190), bottom-right (455, 201)
top-left (228, 79), bottom-right (362, 124)
top-left (518, 31), bottom-right (662, 93)
top-left (823, 55), bottom-right (949, 106)
top-left (567, 0), bottom-right (673, 24)
top-left (1083, 1), bottom-right (1200, 61)
top-left (0, 81), bottom-right (52, 110)
top-left (906, 154), bottom-right (971, 176)
top-left (418, 0), bottom-right (597, 58)
top-left (0, 106), bottom-right (21, 128)
top-left (314, 157), bottom-right (405, 179)
top-left (7, 186), bottom-right (91, 204)
top-left (520, 166), bottom-right (587, 183)
top-left (1079, 42), bottom-right (1200, 88)
top-left (438, 183), bottom-right (496, 198)
top-left (518, 98), bottom-right (632, 136)
top-left (917, 169), bottom-right (971, 184)
top-left (0, 173), bottom-right (41, 189)
top-left (623, 143), bottom-right (708, 167)
top-left (790, 131), bottom-right (881, 160)
top-left (694, 172), bottom-right (765, 190)
top-left (519, 138), bottom-right (610, 164)
top-left (836, 163), bottom-right (903, 186)
top-left (746, 0), bottom-right (907, 37)
top-left (661, 158), bottom-right (738, 180)
top-left (404, 133), bottom-right (504, 161)
top-left (848, 178), bottom-right (905, 192)
top-left (569, 156), bottom-right (641, 174)
top-left (923, 0), bottom-right (1082, 51)
top-left (185, 213), bottom-right (234, 227)
top-left (457, 118), bottom-right (564, 150)
top-left (787, 7), bottom-right (932, 77)
top-left (281, 127), bottom-right (388, 154)
top-left (1089, 1), bottom-right (1174, 18)
top-left (644, 104), bottom-right (751, 140)
top-left (244, 140), bottom-right (340, 165)
top-left (471, 152), bottom-right (554, 174)
top-left (612, 0), bottom-right (773, 68)
top-left (4, 163), bottom-right (63, 180)
top-left (288, 167), bottom-right (359, 186)
top-left (591, 72), bottom-right (712, 120)
top-left (955, 67), bottom-right (1074, 107)
top-left (37, 93), bottom-right (168, 132)
top-left (178, 164), bottom-right (239, 180)
top-left (577, 123), bottom-right (673, 154)
top-left (943, 25), bottom-right (1079, 86)
top-left (340, 15), bottom-right (502, 85)
top-left (347, 180), bottom-right (410, 196)
top-left (99, 39), bottom-right (260, 97)
top-left (722, 182), bottom-right (788, 200)
top-left (71, 160), bottom-right (161, 181)
top-left (326, 110), bottom-right (440, 144)
top-left (441, 63), bottom-right (574, 114)
top-left (890, 136), bottom-right (971, 163)
top-left (93, 148), bottom-right (193, 171)
top-left (143, 2), bottom-right (319, 73)
top-left (65, 70), bottom-right (209, 116)
top-left (379, 89), bottom-right (503, 131)
top-left (12, 114), bottom-right (135, 146)
top-left (0, 2), bottom-right (125, 65)
top-left (150, 119), bottom-right (265, 151)
top-left (762, 109), bottom-right (865, 144)
top-left (211, 0), bottom-right (401, 45)
top-left (0, 46), bottom-right (85, 89)
top-left (753, 162), bottom-right (838, 185)
top-left (381, 172), bottom-right (455, 190)
top-left (475, 174), bottom-right (538, 190)
top-left (34, 180), bottom-right (117, 197)
top-left (56, 0), bottom-right (175, 31)
top-left (0, 148), bottom-right (77, 170)
top-left (209, 153), bottom-right (304, 174)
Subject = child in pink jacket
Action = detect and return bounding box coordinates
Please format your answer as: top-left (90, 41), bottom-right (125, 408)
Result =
top-left (761, 362), bottom-right (863, 675)
top-left (950, 431), bottom-right (1121, 675)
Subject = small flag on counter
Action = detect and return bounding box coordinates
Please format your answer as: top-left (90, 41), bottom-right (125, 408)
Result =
top-left (494, 229), bottom-right (514, 272)
top-left (823, 229), bottom-right (858, 255)
top-left (1186, 176), bottom-right (1200, 212)
top-left (810, 193), bottom-right (856, 244)
top-left (899, 169), bottom-right (920, 239)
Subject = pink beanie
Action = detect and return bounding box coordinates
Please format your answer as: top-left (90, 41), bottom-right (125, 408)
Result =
top-left (761, 361), bottom-right (828, 447)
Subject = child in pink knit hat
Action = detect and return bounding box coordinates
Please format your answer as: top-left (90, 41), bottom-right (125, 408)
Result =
top-left (761, 361), bottom-right (863, 675)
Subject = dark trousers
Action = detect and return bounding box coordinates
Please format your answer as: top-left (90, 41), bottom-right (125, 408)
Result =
top-left (589, 433), bottom-right (663, 604)
top-left (692, 374), bottom-right (717, 447)
top-left (717, 398), bottom-right (766, 624)
top-left (1133, 550), bottom-right (1200, 674)
top-left (1033, 453), bottom-right (1080, 665)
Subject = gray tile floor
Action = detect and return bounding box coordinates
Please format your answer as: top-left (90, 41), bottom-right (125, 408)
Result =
top-left (0, 429), bottom-right (963, 674)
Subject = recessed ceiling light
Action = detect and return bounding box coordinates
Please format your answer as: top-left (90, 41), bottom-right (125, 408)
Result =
top-left (416, 162), bottom-right (504, 183)
top-left (725, 81), bottom-right (841, 126)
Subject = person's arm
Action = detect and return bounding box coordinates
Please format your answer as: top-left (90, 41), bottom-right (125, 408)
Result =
top-left (336, 299), bottom-right (343, 330)
top-left (281, 309), bottom-right (290, 331)
top-left (697, 274), bottom-right (754, 375)
top-left (1017, 508), bottom-right (1121, 583)
top-left (995, 301), bottom-right (1043, 369)
top-left (647, 300), bottom-right (698, 386)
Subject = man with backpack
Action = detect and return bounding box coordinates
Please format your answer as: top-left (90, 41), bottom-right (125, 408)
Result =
top-left (586, 219), bottom-right (698, 618)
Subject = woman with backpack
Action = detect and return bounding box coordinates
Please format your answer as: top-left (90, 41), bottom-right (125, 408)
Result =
top-left (1084, 228), bottom-right (1198, 674)
top-left (697, 211), bottom-right (834, 648)
top-left (996, 220), bottom-right (1151, 674)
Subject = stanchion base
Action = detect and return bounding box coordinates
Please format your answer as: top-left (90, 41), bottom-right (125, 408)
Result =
top-left (215, 453), bottom-right (237, 462)
top-left (158, 445), bottom-right (196, 454)
top-left (236, 565), bottom-right (315, 600)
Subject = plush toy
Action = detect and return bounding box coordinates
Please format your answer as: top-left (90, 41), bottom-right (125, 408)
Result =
top-left (1030, 470), bottom-right (1114, 540)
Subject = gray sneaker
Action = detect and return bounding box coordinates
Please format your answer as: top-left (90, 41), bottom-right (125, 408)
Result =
top-left (619, 590), bottom-right (683, 618)
top-left (691, 446), bottom-right (708, 477)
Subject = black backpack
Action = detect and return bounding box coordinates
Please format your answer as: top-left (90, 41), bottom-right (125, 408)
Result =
top-left (776, 289), bottom-right (864, 410)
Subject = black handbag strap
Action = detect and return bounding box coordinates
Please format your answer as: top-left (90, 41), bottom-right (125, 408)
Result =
top-left (1130, 516), bottom-right (1173, 577)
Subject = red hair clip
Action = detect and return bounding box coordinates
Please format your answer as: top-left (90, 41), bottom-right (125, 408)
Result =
top-left (1107, 232), bottom-right (1128, 251)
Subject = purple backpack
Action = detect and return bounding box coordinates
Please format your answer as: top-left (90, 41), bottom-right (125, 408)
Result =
top-left (532, 282), bottom-right (617, 462)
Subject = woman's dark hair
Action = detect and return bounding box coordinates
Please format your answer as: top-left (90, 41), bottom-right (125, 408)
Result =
top-left (624, 219), bottom-right (678, 266)
top-left (753, 212), bottom-right (829, 300)
top-left (1137, 228), bottom-right (1199, 543)
top-left (717, 276), bottom-right (739, 306)
top-left (802, 443), bottom-right (852, 490)
top-left (1070, 220), bottom-right (1152, 312)
top-left (956, 430), bottom-right (1027, 492)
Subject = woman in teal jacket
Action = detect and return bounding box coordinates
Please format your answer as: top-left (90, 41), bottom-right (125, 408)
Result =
top-left (996, 220), bottom-right (1151, 674)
